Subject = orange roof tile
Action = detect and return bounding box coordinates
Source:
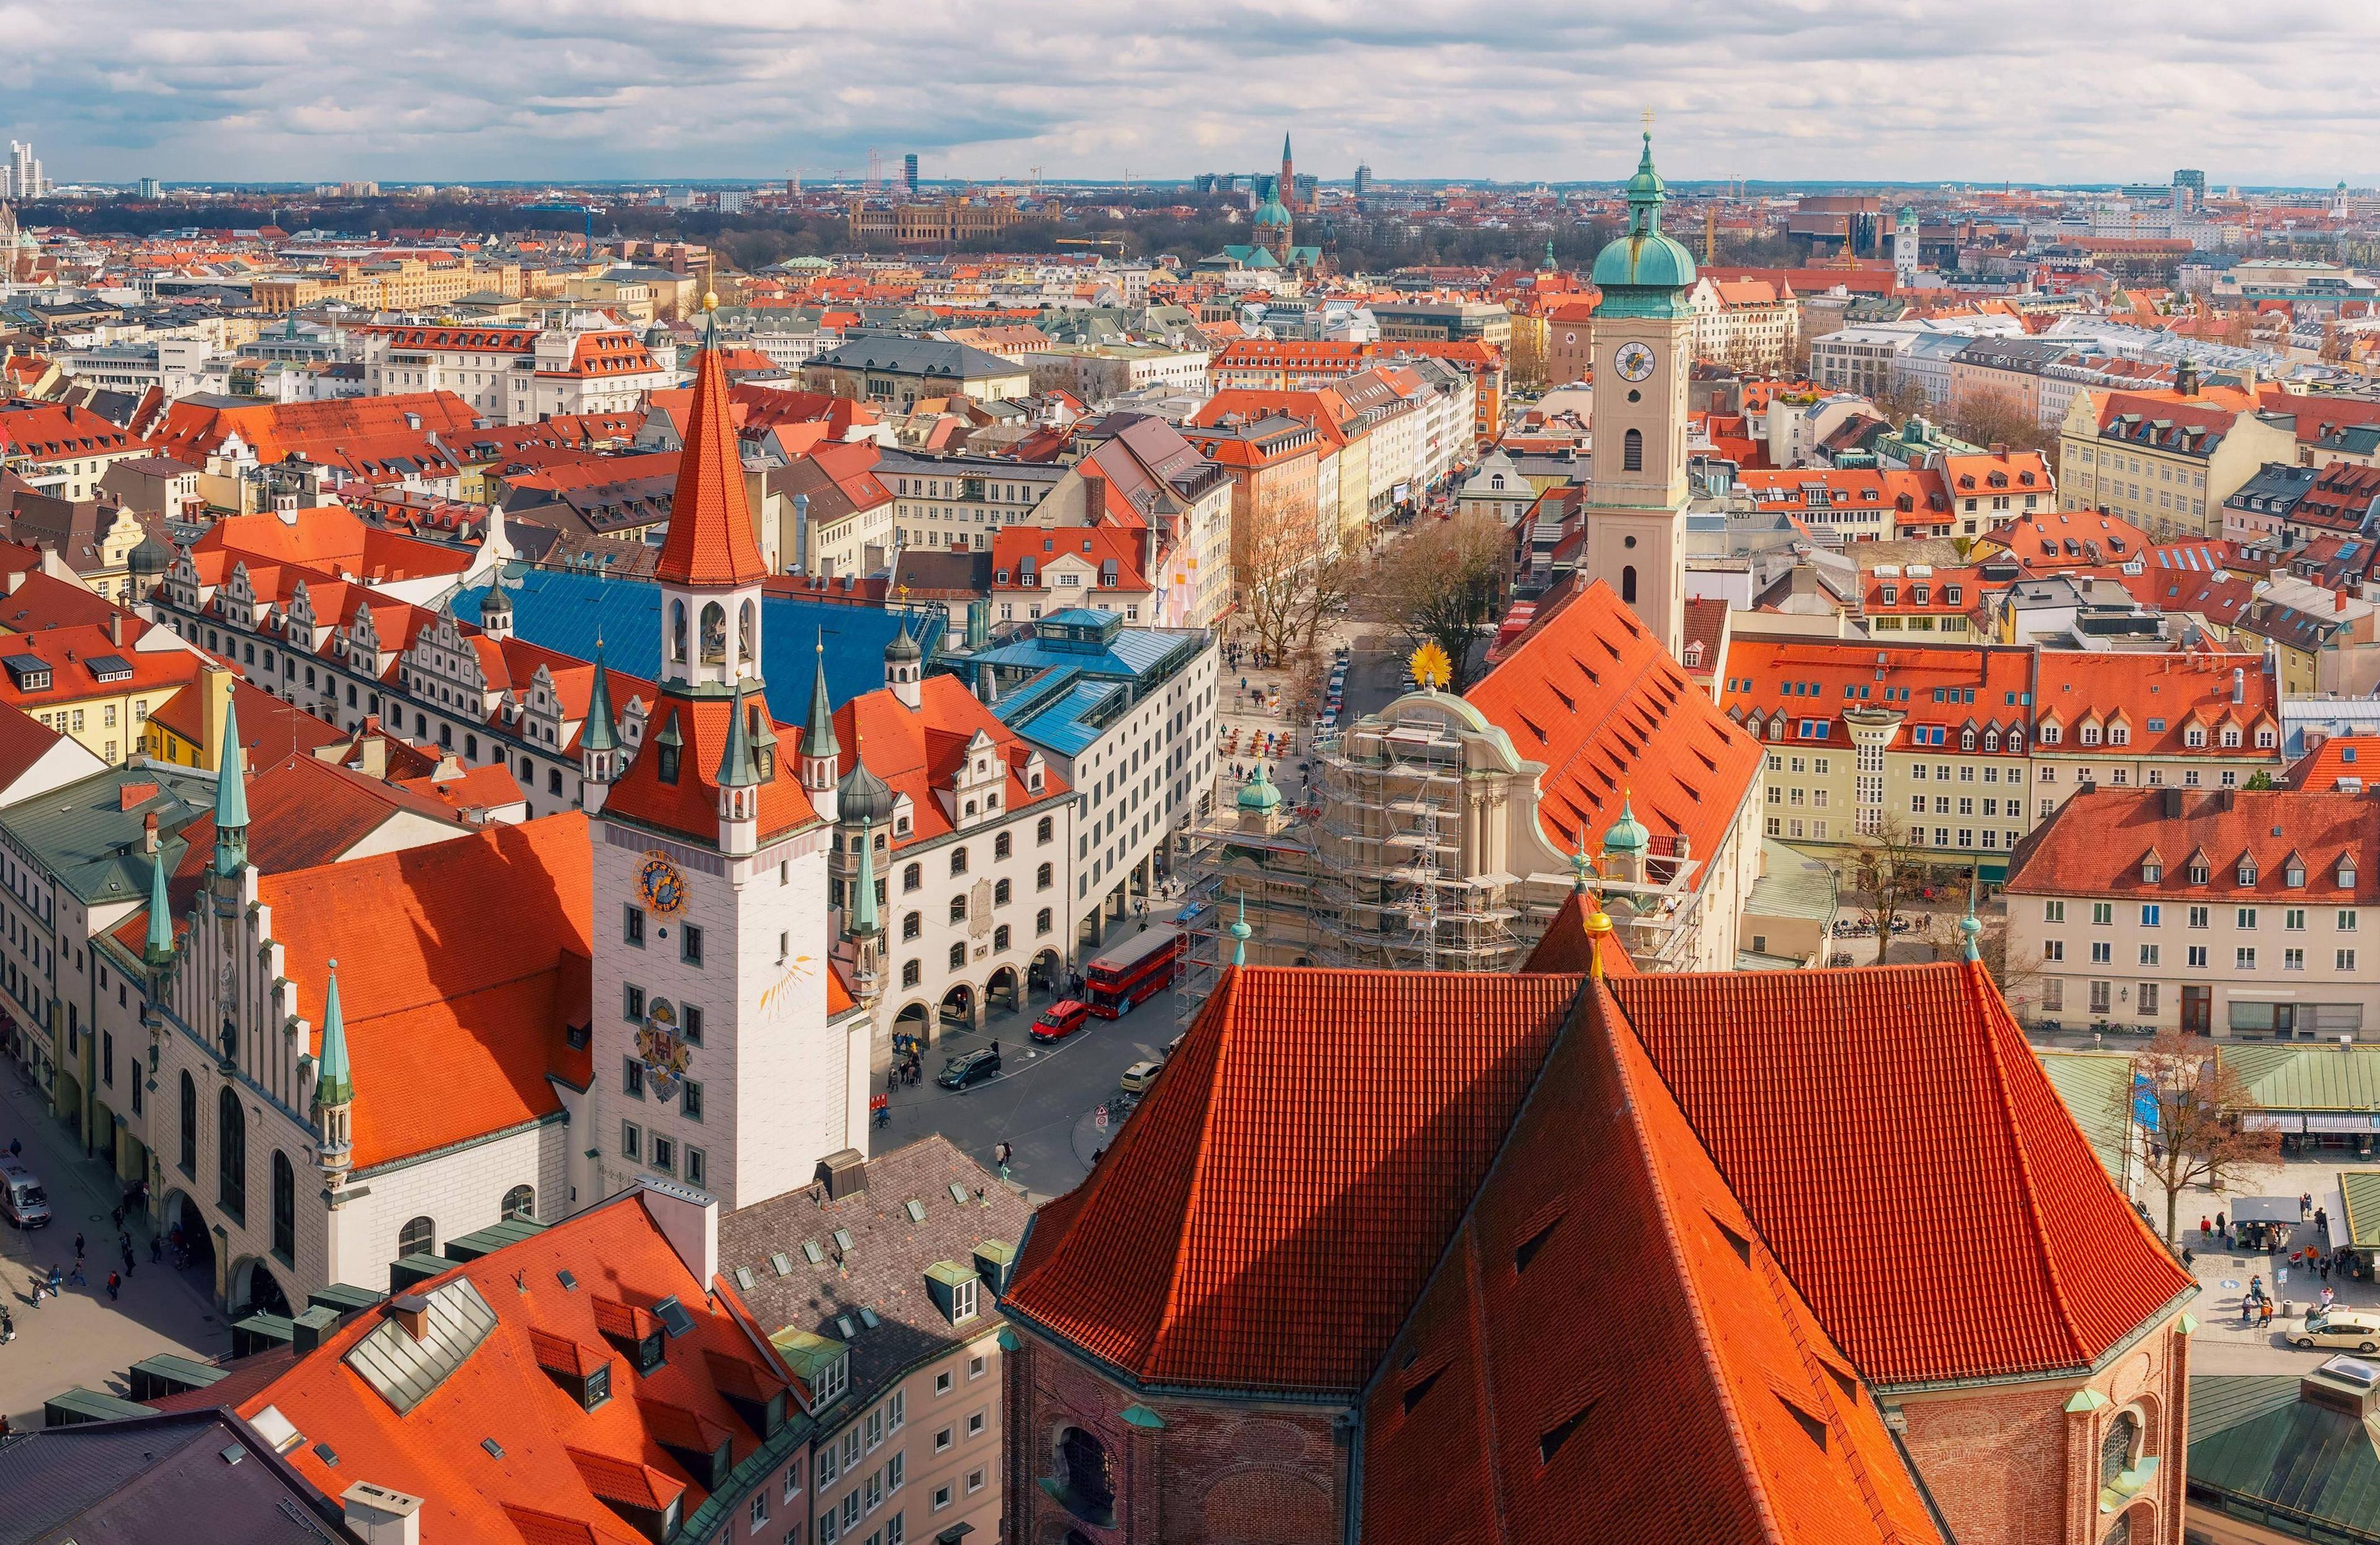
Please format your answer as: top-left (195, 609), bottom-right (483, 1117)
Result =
top-left (651, 343), bottom-right (768, 589)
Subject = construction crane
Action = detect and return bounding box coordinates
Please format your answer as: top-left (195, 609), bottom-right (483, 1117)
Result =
top-left (868, 149), bottom-right (884, 192)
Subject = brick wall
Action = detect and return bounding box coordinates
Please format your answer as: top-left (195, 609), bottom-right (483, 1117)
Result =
top-left (1006, 1329), bottom-right (1345, 1545)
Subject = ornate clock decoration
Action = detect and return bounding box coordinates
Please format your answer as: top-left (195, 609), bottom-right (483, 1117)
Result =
top-left (636, 850), bottom-right (689, 918)
top-left (1613, 341), bottom-right (1656, 383)
top-left (638, 997), bottom-right (691, 1102)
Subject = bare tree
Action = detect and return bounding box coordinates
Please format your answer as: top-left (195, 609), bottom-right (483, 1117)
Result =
top-left (2131, 1030), bottom-right (2283, 1242)
top-left (1843, 817), bottom-right (1929, 967)
top-left (1233, 481), bottom-right (1344, 661)
top-left (1367, 510), bottom-right (1510, 694)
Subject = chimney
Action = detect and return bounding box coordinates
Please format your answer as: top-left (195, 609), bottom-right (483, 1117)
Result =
top-left (1082, 471), bottom-right (1106, 524)
top-left (4, 569), bottom-right (22, 595)
top-left (387, 1292), bottom-right (433, 1342)
top-left (109, 611), bottom-right (123, 647)
top-left (342, 1482), bottom-right (426, 1545)
top-left (142, 810), bottom-right (159, 855)
top-left (2162, 786), bottom-right (2184, 818)
top-left (818, 1148), bottom-right (868, 1200)
top-left (2233, 666), bottom-right (2246, 704)
top-left (2341, 590), bottom-right (2352, 613)
top-left (637, 1174), bottom-right (718, 1288)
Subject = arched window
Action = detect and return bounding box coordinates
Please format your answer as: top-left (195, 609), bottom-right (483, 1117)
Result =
top-left (271, 1151), bottom-right (296, 1262)
top-left (178, 1071), bottom-right (197, 1175)
top-left (217, 1088), bottom-right (247, 1222)
top-left (1056, 1427), bottom-right (1115, 1525)
top-left (669, 600), bottom-right (688, 663)
top-left (1622, 565), bottom-right (1638, 604)
top-left (2099, 1412), bottom-right (2140, 1487)
top-left (738, 600), bottom-right (756, 665)
top-left (699, 602), bottom-right (727, 666)
top-left (1037, 907), bottom-right (1053, 935)
top-left (1623, 428), bottom-right (1644, 472)
top-left (502, 1185), bottom-right (535, 1222)
top-left (399, 1216), bottom-right (436, 1259)
top-left (994, 924), bottom-right (1011, 952)
top-left (949, 942), bottom-right (967, 971)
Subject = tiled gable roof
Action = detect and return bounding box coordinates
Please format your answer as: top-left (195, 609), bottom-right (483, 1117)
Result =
top-left (1466, 578), bottom-right (1762, 885)
top-left (2005, 786), bottom-right (2376, 901)
top-left (651, 342), bottom-right (768, 589)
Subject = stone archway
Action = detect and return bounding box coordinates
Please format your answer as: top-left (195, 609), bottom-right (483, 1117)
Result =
top-left (891, 1000), bottom-right (933, 1062)
top-left (987, 965), bottom-right (1021, 1013)
top-left (230, 1255), bottom-right (293, 1318)
top-left (161, 1189), bottom-right (215, 1290)
top-left (941, 981), bottom-right (981, 1032)
top-left (1030, 949), bottom-right (1065, 998)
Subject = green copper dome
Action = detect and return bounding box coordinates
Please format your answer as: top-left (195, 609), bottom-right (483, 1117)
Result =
top-left (1254, 196), bottom-right (1292, 229)
top-left (1236, 762), bottom-right (1284, 813)
top-left (1590, 132), bottom-right (1696, 306)
top-left (1601, 794), bottom-right (1650, 856)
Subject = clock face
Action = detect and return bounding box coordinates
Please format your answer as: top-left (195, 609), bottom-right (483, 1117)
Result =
top-left (1613, 342), bottom-right (1657, 383)
top-left (637, 852), bottom-right (689, 918)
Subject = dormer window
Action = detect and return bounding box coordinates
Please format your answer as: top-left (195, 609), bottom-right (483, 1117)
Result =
top-left (2188, 861), bottom-right (2211, 885)
top-left (2039, 722), bottom-right (2061, 745)
top-left (2143, 859), bottom-right (2163, 883)
top-left (2342, 861), bottom-right (2359, 888)
top-left (2080, 724), bottom-right (2102, 746)
top-left (2239, 861), bottom-right (2259, 887)
top-left (2109, 724), bottom-right (2130, 746)
top-left (2186, 727), bottom-right (2206, 748)
top-left (2221, 727), bottom-right (2242, 748)
top-left (2258, 728), bottom-right (2276, 748)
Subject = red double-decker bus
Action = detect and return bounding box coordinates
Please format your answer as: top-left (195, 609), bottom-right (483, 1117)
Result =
top-left (1084, 925), bottom-right (1182, 1018)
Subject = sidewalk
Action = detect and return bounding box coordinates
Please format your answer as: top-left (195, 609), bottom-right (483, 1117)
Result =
top-left (0, 1069), bottom-right (225, 1427)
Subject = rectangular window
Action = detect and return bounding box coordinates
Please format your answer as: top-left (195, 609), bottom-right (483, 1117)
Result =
top-left (2238, 908), bottom-right (2259, 930)
top-left (2090, 941), bottom-right (2112, 964)
top-left (888, 1391), bottom-right (904, 1432)
top-left (2140, 944), bottom-right (2159, 966)
top-left (2238, 947), bottom-right (2258, 970)
top-left (622, 1122), bottom-right (641, 1159)
top-left (2341, 949), bottom-right (2360, 972)
top-left (624, 1057), bottom-right (645, 1098)
top-left (652, 1136), bottom-right (674, 1174)
top-left (625, 983), bottom-right (645, 1022)
top-left (2138, 983), bottom-right (2159, 1016)
top-left (686, 1147), bottom-right (706, 1188)
top-left (2188, 945), bottom-right (2208, 968)
top-left (624, 905), bottom-right (645, 947)
top-left (2089, 980), bottom-right (2113, 1014)
top-left (683, 1081), bottom-right (703, 1122)
top-left (2141, 905), bottom-right (2161, 927)
top-left (2044, 901), bottom-right (2066, 923)
top-left (2044, 940), bottom-right (2065, 962)
top-left (682, 924), bottom-right (705, 965)
top-left (2190, 906), bottom-right (2210, 929)
top-left (2092, 902), bottom-right (2113, 925)
top-left (2287, 909), bottom-right (2307, 932)
top-left (2286, 949), bottom-right (2306, 972)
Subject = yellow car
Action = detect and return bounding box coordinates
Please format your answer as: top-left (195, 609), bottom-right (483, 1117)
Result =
top-left (1119, 1061), bottom-right (1163, 1096)
top-left (2291, 1311), bottom-right (2380, 1352)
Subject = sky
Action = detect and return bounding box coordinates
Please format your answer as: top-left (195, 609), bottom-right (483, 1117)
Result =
top-left (6, 0), bottom-right (2377, 188)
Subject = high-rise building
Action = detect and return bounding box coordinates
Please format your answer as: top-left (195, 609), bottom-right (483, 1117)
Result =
top-left (1354, 162), bottom-right (1372, 197)
top-left (2175, 167), bottom-right (2206, 212)
top-left (136, 176), bottom-right (161, 201)
top-left (903, 152), bottom-right (919, 193)
top-left (4, 141), bottom-right (45, 202)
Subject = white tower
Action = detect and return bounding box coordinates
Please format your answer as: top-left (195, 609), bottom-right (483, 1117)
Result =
top-left (585, 298), bottom-right (867, 1216)
top-left (1583, 132), bottom-right (1695, 658)
top-left (1893, 206), bottom-right (1918, 290)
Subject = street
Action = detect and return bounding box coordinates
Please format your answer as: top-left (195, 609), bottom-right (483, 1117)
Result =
top-left (0, 1069), bottom-right (226, 1427)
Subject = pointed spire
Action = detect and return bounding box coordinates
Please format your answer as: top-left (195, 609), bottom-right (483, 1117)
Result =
top-left (1960, 871), bottom-right (1984, 962)
top-left (212, 694), bottom-right (249, 876)
top-left (801, 631), bottom-right (839, 759)
top-left (315, 958), bottom-right (353, 1108)
top-left (851, 820), bottom-right (880, 937)
top-left (1282, 131), bottom-right (1293, 162)
top-left (718, 680), bottom-right (761, 789)
top-left (583, 637), bottom-right (620, 753)
top-left (653, 291), bottom-right (769, 590)
top-left (143, 853), bottom-right (175, 967)
top-left (1570, 828), bottom-right (1596, 895)
top-left (1230, 893), bottom-right (1253, 967)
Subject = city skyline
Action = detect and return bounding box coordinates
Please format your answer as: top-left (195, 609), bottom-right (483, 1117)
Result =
top-left (6, 0), bottom-right (2379, 188)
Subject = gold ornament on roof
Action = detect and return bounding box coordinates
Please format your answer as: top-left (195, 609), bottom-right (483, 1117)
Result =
top-left (1409, 640), bottom-right (1452, 693)
top-left (702, 290), bottom-right (719, 312)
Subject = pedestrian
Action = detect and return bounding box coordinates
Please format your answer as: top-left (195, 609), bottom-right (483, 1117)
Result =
top-left (69, 1257), bottom-right (84, 1287)
top-left (2262, 1300), bottom-right (2275, 1329)
top-left (2318, 1206), bottom-right (2332, 1237)
top-left (2324, 1255), bottom-right (2334, 1282)
top-left (110, 1204), bottom-right (123, 1231)
top-left (2241, 1295), bottom-right (2255, 1326)
top-left (2304, 1192), bottom-right (2315, 1219)
top-left (72, 1231), bottom-right (84, 1260)
top-left (2182, 1246), bottom-right (2195, 1268)
top-left (2201, 1215), bottom-right (2213, 1242)
top-left (2217, 1210), bottom-right (2227, 1236)
top-left (121, 1246), bottom-right (133, 1278)
top-left (149, 1236), bottom-right (160, 1265)
top-left (105, 1270), bottom-right (118, 1301)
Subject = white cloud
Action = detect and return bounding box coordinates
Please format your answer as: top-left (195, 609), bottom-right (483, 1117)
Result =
top-left (7, 0), bottom-right (2376, 186)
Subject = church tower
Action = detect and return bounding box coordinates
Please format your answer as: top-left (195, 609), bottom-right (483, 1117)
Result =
top-left (1583, 131), bottom-right (1696, 658)
top-left (1280, 131), bottom-right (1295, 213)
top-left (587, 296), bottom-right (866, 1216)
top-left (1893, 205), bottom-right (1918, 290)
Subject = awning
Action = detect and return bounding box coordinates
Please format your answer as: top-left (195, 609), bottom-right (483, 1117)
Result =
top-left (2243, 1113), bottom-right (2306, 1132)
top-left (2305, 1115), bottom-right (2380, 1133)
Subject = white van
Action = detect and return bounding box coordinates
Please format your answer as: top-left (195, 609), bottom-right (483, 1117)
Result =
top-left (0, 1162), bottom-right (50, 1229)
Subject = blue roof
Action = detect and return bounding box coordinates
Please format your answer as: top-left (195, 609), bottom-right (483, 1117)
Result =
top-left (966, 622), bottom-right (1190, 681)
top-left (994, 676), bottom-right (1124, 757)
top-left (452, 569), bottom-right (945, 722)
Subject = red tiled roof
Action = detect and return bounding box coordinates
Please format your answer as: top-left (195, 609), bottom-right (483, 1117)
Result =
top-left (1360, 973), bottom-right (1945, 1544)
top-left (1722, 639), bottom-right (2035, 756)
top-left (253, 815), bottom-right (594, 1167)
top-left (602, 694), bottom-right (819, 850)
top-left (651, 343), bottom-right (768, 588)
top-left (2032, 649), bottom-right (2278, 760)
top-left (833, 676), bottom-right (1065, 852)
top-left (1611, 963), bottom-right (2195, 1384)
top-left (240, 1190), bottom-right (785, 1545)
top-left (1466, 578), bottom-right (1763, 883)
top-left (2288, 736), bottom-right (2380, 791)
top-left (2005, 786), bottom-right (2377, 901)
top-left (192, 505), bottom-right (474, 581)
top-left (1004, 967), bottom-right (1580, 1394)
top-left (1518, 892), bottom-right (1636, 975)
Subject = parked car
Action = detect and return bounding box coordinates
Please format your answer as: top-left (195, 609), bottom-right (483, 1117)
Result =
top-left (1119, 1061), bottom-right (1163, 1096)
top-left (2292, 1311), bottom-right (2380, 1352)
top-left (1030, 999), bottom-right (1092, 1045)
top-left (937, 1048), bottom-right (1002, 1090)
top-left (0, 1162), bottom-right (50, 1229)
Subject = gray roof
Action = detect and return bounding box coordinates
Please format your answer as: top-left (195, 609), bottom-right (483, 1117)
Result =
top-left (0, 763), bottom-right (216, 906)
top-left (716, 1136), bottom-right (1029, 1440)
top-left (811, 337), bottom-right (1022, 382)
top-left (0, 1409), bottom-right (350, 1545)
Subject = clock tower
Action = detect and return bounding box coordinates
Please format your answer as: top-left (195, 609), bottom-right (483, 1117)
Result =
top-left (1583, 131), bottom-right (1696, 657)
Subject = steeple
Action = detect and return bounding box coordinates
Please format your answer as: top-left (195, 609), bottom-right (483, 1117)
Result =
top-left (143, 852), bottom-right (175, 968)
top-left (884, 614), bottom-right (923, 709)
top-left (314, 958), bottom-right (355, 1187)
top-left (800, 632), bottom-right (841, 820)
top-left (653, 295), bottom-right (769, 592)
top-left (211, 694), bottom-right (249, 877)
top-left (1230, 893), bottom-right (1253, 967)
top-left (851, 818), bottom-right (880, 939)
top-left (716, 681), bottom-right (761, 856)
top-left (580, 639), bottom-right (624, 811)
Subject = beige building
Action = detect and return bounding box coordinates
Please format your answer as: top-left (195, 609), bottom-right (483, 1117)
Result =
top-left (2005, 785), bottom-right (2379, 1036)
top-left (720, 1136), bottom-right (1029, 1545)
top-left (251, 255), bottom-right (521, 313)
top-left (1686, 277), bottom-right (1796, 371)
top-left (2060, 386), bottom-right (2299, 541)
top-left (805, 339), bottom-right (1032, 412)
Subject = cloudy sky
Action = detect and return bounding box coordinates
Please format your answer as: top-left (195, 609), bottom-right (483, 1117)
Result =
top-left (6, 0), bottom-right (2374, 188)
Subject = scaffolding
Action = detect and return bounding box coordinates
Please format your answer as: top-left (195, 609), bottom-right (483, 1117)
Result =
top-left (1175, 702), bottom-right (1721, 1027)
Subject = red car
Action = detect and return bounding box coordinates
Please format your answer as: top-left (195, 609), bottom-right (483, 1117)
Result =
top-left (1030, 999), bottom-right (1091, 1044)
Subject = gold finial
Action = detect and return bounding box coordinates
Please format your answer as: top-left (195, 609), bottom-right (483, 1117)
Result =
top-left (1408, 640), bottom-right (1452, 693)
top-left (702, 290), bottom-right (719, 312)
top-left (1642, 107), bottom-right (1655, 132)
top-left (1584, 907), bottom-right (1615, 979)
